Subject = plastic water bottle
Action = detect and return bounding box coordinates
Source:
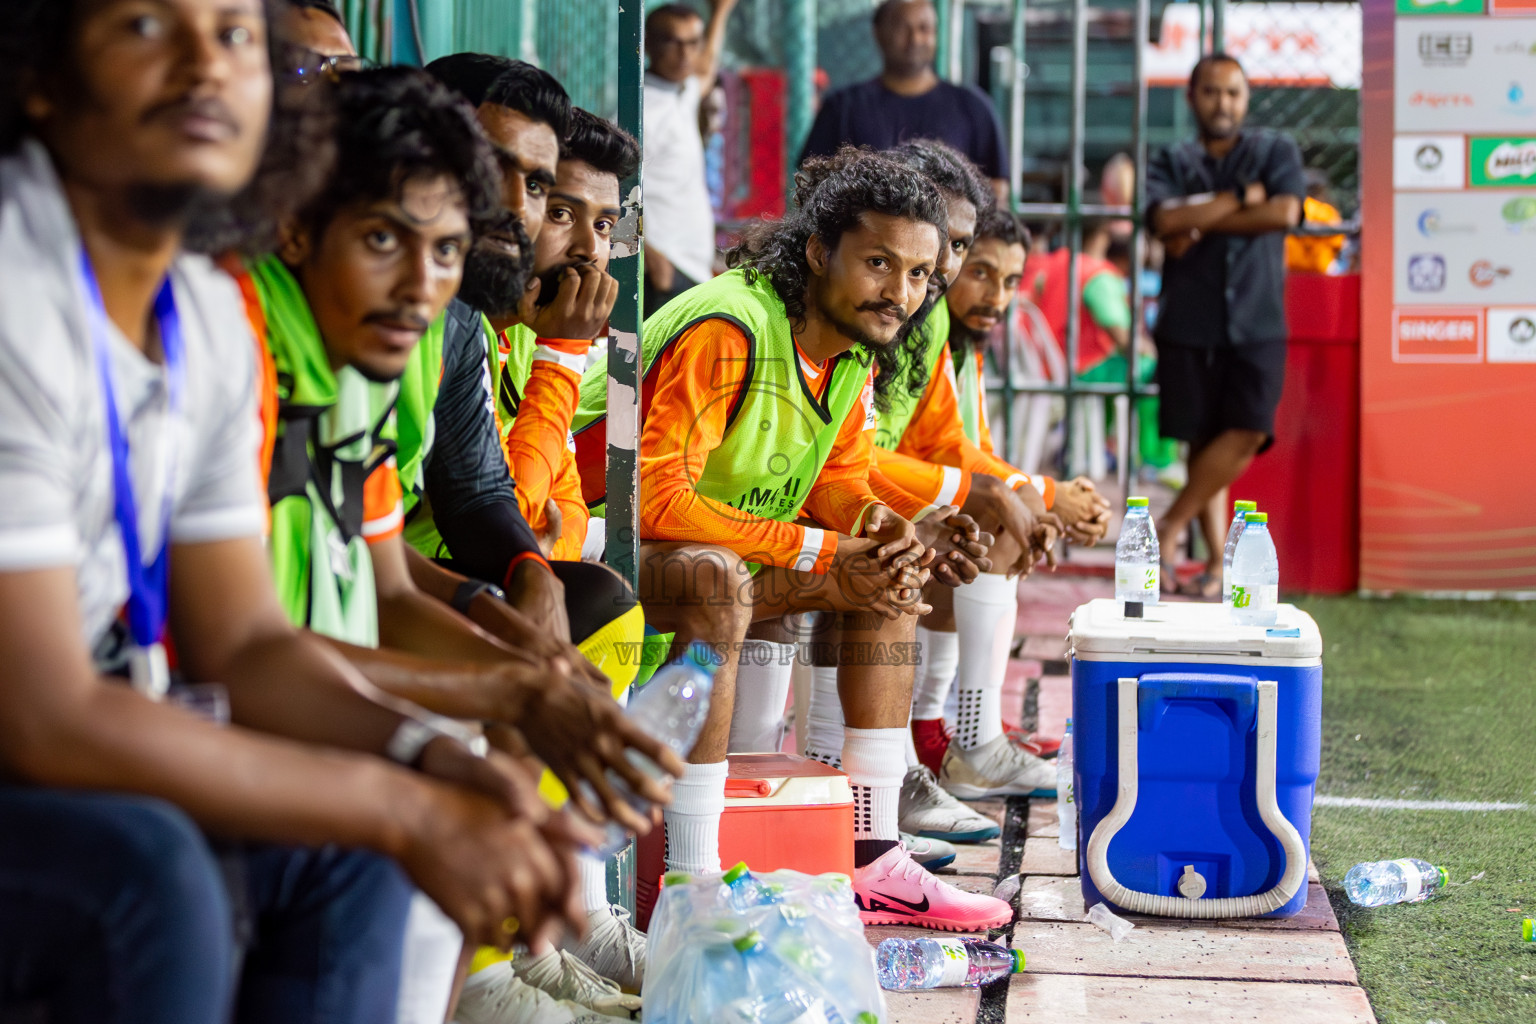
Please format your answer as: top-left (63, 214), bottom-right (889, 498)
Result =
top-left (1221, 500), bottom-right (1258, 610)
top-left (733, 931), bottom-right (853, 1023)
top-left (1114, 497), bottom-right (1160, 610)
top-left (723, 862), bottom-right (781, 912)
top-left (1523, 918), bottom-right (1534, 943)
top-left (588, 643), bottom-right (717, 855)
top-left (1227, 513), bottom-right (1279, 627)
top-left (1342, 859), bottom-right (1449, 907)
top-left (1056, 718), bottom-right (1076, 852)
top-left (875, 936), bottom-right (1026, 990)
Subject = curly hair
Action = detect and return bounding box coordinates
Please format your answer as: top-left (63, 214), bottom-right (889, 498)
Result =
top-left (1, 0), bottom-right (337, 256)
top-left (296, 67), bottom-right (501, 244)
top-left (729, 150), bottom-right (947, 413)
top-left (562, 108), bottom-right (640, 181)
top-left (886, 139), bottom-right (994, 221)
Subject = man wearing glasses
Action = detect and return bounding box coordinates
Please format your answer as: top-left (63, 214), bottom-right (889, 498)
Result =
top-left (641, 0), bottom-right (737, 311)
top-left (281, 0), bottom-right (370, 80)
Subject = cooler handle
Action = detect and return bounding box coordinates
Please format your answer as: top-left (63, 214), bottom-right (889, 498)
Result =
top-left (1135, 672), bottom-right (1258, 733)
top-left (1084, 676), bottom-right (1308, 918)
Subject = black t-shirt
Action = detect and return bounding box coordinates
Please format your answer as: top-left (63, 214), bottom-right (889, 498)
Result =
top-left (799, 78), bottom-right (1009, 181)
top-left (407, 298), bottom-right (543, 580)
top-left (1145, 129), bottom-right (1306, 349)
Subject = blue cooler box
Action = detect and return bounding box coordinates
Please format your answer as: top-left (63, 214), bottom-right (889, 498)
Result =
top-left (1069, 599), bottom-right (1321, 919)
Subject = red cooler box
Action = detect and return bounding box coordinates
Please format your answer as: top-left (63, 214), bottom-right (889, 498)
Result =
top-left (636, 753), bottom-right (854, 929)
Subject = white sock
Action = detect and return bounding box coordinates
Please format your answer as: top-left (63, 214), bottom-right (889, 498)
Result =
top-left (911, 626), bottom-right (960, 720)
top-left (395, 891), bottom-right (462, 1024)
top-left (952, 572), bottom-right (1017, 750)
top-left (903, 706), bottom-right (920, 769)
top-left (842, 727), bottom-right (905, 843)
top-left (663, 760), bottom-right (728, 875)
top-left (727, 640), bottom-right (794, 753)
top-left (802, 665), bottom-right (844, 769)
top-left (578, 853), bottom-right (609, 913)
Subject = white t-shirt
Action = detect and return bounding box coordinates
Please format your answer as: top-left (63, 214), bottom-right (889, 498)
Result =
top-left (642, 72), bottom-right (716, 285)
top-left (0, 141), bottom-right (265, 651)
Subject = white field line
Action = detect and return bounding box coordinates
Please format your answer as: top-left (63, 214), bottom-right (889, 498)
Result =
top-left (1315, 795), bottom-right (1530, 812)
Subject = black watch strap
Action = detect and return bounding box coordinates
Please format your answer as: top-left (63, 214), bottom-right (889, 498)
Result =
top-left (1234, 183), bottom-right (1248, 208)
top-left (451, 579), bottom-right (505, 614)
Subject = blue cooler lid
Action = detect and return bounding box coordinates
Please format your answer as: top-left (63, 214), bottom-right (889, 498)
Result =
top-left (1068, 599), bottom-right (1322, 663)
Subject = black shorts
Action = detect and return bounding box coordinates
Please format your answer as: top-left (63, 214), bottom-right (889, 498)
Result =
top-left (1154, 339), bottom-right (1287, 452)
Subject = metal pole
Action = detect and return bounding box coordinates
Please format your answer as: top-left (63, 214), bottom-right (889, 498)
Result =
top-left (946, 0), bottom-right (967, 83)
top-left (1123, 0), bottom-right (1151, 497)
top-left (1060, 0), bottom-right (1087, 478)
top-left (605, 0), bottom-right (645, 589)
top-left (1211, 0), bottom-right (1226, 53)
top-left (784, 0), bottom-right (817, 197)
top-left (1003, 0), bottom-right (1025, 462)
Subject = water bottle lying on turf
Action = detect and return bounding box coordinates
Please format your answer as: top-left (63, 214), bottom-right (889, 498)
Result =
top-left (1056, 718), bottom-right (1076, 851)
top-left (1343, 859), bottom-right (1449, 907)
top-left (1115, 497), bottom-right (1160, 612)
top-left (1228, 512), bottom-right (1279, 626)
top-left (585, 643), bottom-right (717, 856)
top-left (1523, 919), bottom-right (1534, 943)
top-left (875, 936), bottom-right (1026, 990)
top-left (1221, 500), bottom-right (1258, 610)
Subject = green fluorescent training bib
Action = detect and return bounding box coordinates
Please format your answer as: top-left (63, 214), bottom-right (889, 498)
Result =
top-left (591, 269), bottom-right (868, 526)
top-left (871, 297), bottom-right (948, 451)
top-left (251, 256), bottom-right (396, 648)
top-left (396, 311), bottom-right (446, 559)
top-left (954, 341), bottom-right (983, 446)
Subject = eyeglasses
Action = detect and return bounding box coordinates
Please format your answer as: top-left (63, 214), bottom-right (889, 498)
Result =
top-left (285, 48), bottom-right (375, 84)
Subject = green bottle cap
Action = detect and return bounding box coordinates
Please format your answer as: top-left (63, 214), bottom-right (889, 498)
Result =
top-left (722, 862), bottom-right (750, 885)
top-left (1438, 866), bottom-right (1450, 888)
top-left (856, 1014), bottom-right (879, 1024)
top-left (662, 871), bottom-right (691, 886)
top-left (1246, 512), bottom-right (1268, 524)
top-left (1126, 496), bottom-right (1150, 507)
top-left (1524, 918), bottom-right (1534, 942)
top-left (1235, 500), bottom-right (1257, 512)
top-left (1011, 948), bottom-right (1027, 973)
top-left (732, 930), bottom-right (763, 953)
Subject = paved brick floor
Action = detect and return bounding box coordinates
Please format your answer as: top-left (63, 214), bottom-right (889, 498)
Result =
top-left (869, 576), bottom-right (1375, 1024)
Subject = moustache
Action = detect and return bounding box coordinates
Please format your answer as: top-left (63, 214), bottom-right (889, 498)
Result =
top-left (964, 306), bottom-right (1005, 321)
top-left (856, 300), bottom-right (908, 323)
top-left (143, 94), bottom-right (240, 132)
top-left (362, 311), bottom-right (431, 333)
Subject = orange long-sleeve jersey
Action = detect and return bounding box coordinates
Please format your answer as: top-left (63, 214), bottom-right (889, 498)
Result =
top-left (498, 332), bottom-right (592, 562)
top-left (874, 339), bottom-right (1056, 510)
top-left (640, 319), bottom-right (885, 573)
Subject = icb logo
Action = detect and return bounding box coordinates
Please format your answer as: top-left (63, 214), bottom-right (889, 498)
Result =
top-left (1407, 254), bottom-right (1446, 292)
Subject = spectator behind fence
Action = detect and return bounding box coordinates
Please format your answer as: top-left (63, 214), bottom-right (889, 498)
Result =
top-left (643, 0), bottom-right (738, 311)
top-left (1146, 53), bottom-right (1303, 597)
top-left (0, 2), bottom-right (597, 1020)
top-left (1285, 167), bottom-right (1346, 274)
top-left (799, 0), bottom-right (1010, 202)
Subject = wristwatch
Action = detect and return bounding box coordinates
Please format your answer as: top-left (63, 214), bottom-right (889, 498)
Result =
top-left (1233, 182), bottom-right (1249, 208)
top-left (385, 713), bottom-right (481, 768)
top-left (451, 579), bottom-right (505, 615)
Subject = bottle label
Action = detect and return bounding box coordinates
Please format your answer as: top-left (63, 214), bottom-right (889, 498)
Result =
top-left (1391, 859), bottom-right (1424, 901)
top-left (933, 936), bottom-right (972, 987)
top-left (1115, 564), bottom-right (1158, 597)
top-left (1229, 583), bottom-right (1278, 610)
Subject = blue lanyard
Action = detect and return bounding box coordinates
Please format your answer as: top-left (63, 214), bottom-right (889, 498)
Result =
top-left (78, 249), bottom-right (185, 652)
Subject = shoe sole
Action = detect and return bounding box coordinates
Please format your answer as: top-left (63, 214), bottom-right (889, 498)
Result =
top-left (943, 782), bottom-right (1057, 800)
top-left (858, 908), bottom-right (1014, 931)
top-left (912, 852), bottom-right (956, 870)
top-left (912, 825), bottom-right (1001, 843)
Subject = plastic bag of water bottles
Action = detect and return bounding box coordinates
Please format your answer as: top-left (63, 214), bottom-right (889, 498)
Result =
top-left (645, 863), bottom-right (886, 1023)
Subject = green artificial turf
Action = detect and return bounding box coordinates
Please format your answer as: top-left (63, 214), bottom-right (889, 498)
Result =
top-left (1297, 596), bottom-right (1536, 1024)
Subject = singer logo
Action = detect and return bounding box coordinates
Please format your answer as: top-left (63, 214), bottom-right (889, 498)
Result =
top-left (1393, 309), bottom-right (1483, 362)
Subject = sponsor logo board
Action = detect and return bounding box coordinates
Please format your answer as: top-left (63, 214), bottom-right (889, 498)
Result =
top-left (1486, 308), bottom-right (1536, 361)
top-left (1394, 134), bottom-right (1465, 189)
top-left (1469, 136), bottom-right (1536, 185)
top-left (1397, 20), bottom-right (1536, 131)
top-left (1392, 308), bottom-right (1484, 362)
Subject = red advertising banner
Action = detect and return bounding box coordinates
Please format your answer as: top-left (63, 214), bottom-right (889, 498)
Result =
top-left (1360, 0), bottom-right (1536, 594)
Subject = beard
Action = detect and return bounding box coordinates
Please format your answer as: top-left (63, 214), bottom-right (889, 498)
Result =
top-left (531, 258), bottom-right (598, 310)
top-left (457, 213), bottom-right (533, 319)
top-left (947, 304), bottom-right (1001, 363)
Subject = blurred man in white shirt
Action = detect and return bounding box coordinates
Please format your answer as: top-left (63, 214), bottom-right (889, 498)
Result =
top-left (642, 0), bottom-right (738, 310)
